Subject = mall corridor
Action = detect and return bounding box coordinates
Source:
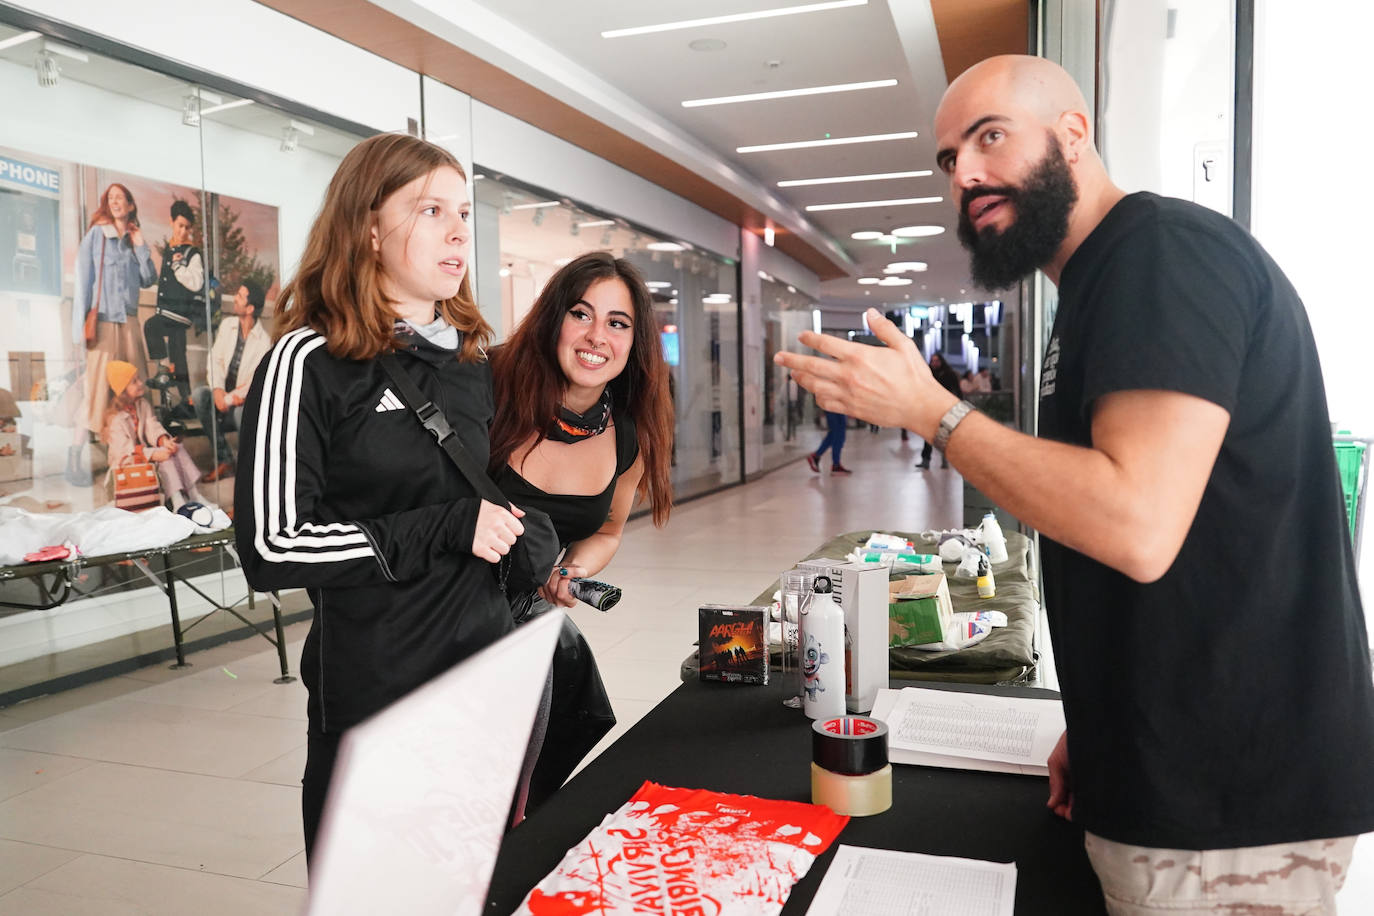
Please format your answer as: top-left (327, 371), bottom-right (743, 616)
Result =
top-left (0, 432), bottom-right (1370, 912)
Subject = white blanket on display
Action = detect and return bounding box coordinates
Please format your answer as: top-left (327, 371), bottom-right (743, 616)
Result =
top-left (0, 506), bottom-right (228, 566)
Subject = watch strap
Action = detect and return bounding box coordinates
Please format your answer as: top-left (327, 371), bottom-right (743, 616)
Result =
top-left (933, 399), bottom-right (976, 452)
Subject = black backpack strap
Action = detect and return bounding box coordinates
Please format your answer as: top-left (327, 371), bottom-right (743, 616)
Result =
top-left (377, 352), bottom-right (511, 510)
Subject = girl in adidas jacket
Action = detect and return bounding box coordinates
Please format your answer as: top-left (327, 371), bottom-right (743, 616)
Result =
top-left (233, 134), bottom-right (525, 864)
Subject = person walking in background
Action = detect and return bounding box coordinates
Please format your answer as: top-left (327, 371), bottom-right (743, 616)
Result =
top-left (916, 352), bottom-right (962, 469)
top-left (806, 409), bottom-right (852, 475)
top-left (195, 281), bottom-right (271, 482)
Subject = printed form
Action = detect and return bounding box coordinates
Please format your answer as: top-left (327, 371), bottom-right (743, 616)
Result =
top-left (806, 845), bottom-right (1016, 916)
top-left (870, 687), bottom-right (1065, 776)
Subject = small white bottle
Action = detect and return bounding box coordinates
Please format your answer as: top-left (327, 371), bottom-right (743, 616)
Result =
top-left (802, 575), bottom-right (847, 720)
top-left (980, 512), bottom-right (1009, 564)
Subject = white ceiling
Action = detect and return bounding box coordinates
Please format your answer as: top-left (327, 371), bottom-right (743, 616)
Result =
top-left (467, 0), bottom-right (986, 311)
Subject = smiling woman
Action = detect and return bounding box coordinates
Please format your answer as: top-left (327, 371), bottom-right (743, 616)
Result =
top-left (489, 251), bottom-right (675, 813)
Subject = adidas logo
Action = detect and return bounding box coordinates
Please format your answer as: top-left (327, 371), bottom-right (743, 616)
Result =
top-left (374, 388), bottom-right (405, 413)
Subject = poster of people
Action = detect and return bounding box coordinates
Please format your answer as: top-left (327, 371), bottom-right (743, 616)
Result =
top-left (0, 145), bottom-right (280, 516)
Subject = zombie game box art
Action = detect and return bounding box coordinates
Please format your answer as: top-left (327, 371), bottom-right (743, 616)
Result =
top-left (698, 605), bottom-right (770, 685)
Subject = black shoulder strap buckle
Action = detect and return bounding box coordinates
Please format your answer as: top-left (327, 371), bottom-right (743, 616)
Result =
top-left (415, 400), bottom-right (454, 444)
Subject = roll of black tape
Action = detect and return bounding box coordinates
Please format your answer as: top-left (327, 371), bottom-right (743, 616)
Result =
top-left (811, 716), bottom-right (888, 775)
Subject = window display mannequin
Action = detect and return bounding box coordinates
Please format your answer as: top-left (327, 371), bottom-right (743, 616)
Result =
top-left (71, 183), bottom-right (157, 481)
top-left (101, 360), bottom-right (206, 510)
top-left (144, 199), bottom-right (206, 407)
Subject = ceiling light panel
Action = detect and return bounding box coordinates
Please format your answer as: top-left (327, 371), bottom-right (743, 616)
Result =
top-left (892, 225), bottom-right (946, 237)
top-left (602, 0), bottom-right (868, 39)
top-left (778, 170), bottom-right (932, 187)
top-left (682, 79), bottom-right (896, 109)
top-left (737, 131), bottom-right (917, 154)
top-left (806, 197), bottom-right (943, 212)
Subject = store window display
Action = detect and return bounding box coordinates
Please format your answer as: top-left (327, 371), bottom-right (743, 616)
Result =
top-left (0, 20), bottom-right (366, 627)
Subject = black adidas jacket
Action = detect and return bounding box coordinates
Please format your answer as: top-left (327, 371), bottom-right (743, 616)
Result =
top-left (234, 325), bottom-right (511, 733)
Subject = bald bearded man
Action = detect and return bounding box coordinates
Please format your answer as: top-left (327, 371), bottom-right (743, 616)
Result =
top-left (778, 55), bottom-right (1374, 913)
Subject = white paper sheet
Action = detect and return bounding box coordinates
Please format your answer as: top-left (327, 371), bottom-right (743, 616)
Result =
top-left (869, 687), bottom-right (1064, 777)
top-left (806, 845), bottom-right (1017, 916)
top-left (305, 611), bottom-right (564, 916)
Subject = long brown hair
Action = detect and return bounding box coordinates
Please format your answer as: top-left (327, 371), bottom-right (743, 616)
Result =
top-left (274, 133), bottom-right (490, 362)
top-left (100, 390), bottom-right (138, 446)
top-left (490, 252), bottom-right (674, 526)
top-left (88, 183), bottom-right (137, 230)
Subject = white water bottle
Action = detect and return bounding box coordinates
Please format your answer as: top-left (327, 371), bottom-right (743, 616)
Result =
top-left (980, 512), bottom-right (1008, 564)
top-left (801, 575), bottom-right (846, 720)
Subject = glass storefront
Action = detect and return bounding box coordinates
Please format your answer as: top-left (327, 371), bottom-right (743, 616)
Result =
top-left (0, 20), bottom-right (367, 616)
top-left (473, 172), bottom-right (742, 502)
top-left (759, 277), bottom-right (817, 472)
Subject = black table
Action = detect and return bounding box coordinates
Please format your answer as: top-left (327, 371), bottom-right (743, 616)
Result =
top-left (487, 679), bottom-right (1106, 914)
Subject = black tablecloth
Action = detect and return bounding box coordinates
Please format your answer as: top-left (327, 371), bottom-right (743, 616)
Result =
top-left (486, 679), bottom-right (1106, 914)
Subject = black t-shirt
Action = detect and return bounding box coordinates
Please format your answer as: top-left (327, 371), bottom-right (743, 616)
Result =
top-left (494, 410), bottom-right (639, 547)
top-left (1038, 192), bottom-right (1374, 849)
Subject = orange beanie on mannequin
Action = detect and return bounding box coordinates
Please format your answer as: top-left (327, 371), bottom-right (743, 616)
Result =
top-left (106, 360), bottom-right (137, 396)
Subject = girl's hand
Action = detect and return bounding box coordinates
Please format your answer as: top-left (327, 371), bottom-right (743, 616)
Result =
top-left (147, 447), bottom-right (171, 462)
top-left (471, 500), bottom-right (524, 563)
top-left (539, 564), bottom-right (587, 608)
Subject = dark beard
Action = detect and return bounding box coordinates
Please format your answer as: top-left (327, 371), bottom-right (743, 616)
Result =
top-left (957, 134), bottom-right (1077, 290)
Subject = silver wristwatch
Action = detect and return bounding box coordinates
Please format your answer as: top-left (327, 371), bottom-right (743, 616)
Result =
top-left (933, 400), bottom-right (976, 453)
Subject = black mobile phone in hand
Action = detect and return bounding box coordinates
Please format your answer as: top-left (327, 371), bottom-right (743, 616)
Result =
top-left (568, 578), bottom-right (622, 611)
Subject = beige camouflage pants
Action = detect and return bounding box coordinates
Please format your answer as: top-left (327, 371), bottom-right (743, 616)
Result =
top-left (1084, 832), bottom-right (1357, 915)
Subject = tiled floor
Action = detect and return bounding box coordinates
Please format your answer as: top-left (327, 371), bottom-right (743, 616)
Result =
top-left (0, 430), bottom-right (1370, 912)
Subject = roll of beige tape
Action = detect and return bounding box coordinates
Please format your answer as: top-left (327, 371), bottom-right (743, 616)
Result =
top-left (811, 761), bottom-right (892, 816)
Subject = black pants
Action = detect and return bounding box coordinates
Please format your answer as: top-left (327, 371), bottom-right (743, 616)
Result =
top-left (302, 728), bottom-right (342, 868)
top-left (143, 313), bottom-right (191, 402)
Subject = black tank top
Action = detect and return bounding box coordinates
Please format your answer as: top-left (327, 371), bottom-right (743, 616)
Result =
top-left (494, 410), bottom-right (639, 546)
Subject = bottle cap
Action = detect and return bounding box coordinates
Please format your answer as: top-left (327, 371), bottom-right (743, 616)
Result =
top-left (813, 575), bottom-right (833, 594)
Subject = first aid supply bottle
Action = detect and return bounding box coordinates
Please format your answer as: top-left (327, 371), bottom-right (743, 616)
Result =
top-left (977, 553), bottom-right (997, 599)
top-left (802, 576), bottom-right (846, 719)
top-left (980, 512), bottom-right (1008, 564)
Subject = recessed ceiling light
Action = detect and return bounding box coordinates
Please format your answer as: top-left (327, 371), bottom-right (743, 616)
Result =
top-left (850, 230), bottom-right (884, 240)
top-left (806, 197), bottom-right (942, 212)
top-left (879, 277), bottom-right (913, 286)
top-left (857, 277), bottom-right (881, 285)
top-left (646, 281), bottom-right (673, 289)
top-left (602, 1), bottom-right (868, 39)
top-left (778, 169), bottom-right (932, 187)
top-left (577, 219), bottom-right (616, 228)
top-left (891, 225), bottom-right (946, 237)
top-left (0, 31), bottom-right (41, 52)
top-left (737, 131), bottom-right (917, 154)
top-left (199, 98), bottom-right (254, 116)
top-left (688, 38), bottom-right (727, 52)
top-left (683, 79), bottom-right (896, 109)
top-left (885, 262), bottom-right (928, 273)
top-left (647, 242), bottom-right (686, 252)
top-left (511, 201), bottom-right (559, 210)
top-left (553, 257), bottom-right (573, 266)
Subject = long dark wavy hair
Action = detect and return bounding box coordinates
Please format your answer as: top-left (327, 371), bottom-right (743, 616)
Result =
top-left (490, 252), bottom-right (674, 526)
